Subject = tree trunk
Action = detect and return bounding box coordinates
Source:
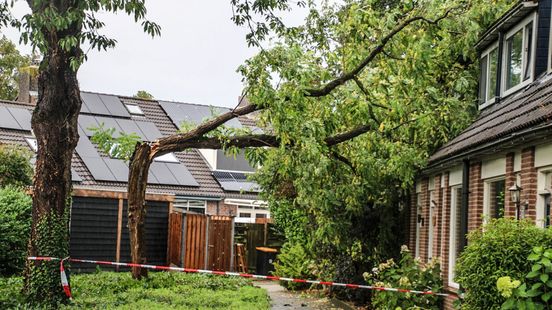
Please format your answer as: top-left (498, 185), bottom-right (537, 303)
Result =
top-left (23, 46), bottom-right (82, 304)
top-left (127, 142), bottom-right (154, 279)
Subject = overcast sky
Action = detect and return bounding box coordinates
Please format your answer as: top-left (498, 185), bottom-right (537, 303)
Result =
top-left (2, 1), bottom-right (307, 108)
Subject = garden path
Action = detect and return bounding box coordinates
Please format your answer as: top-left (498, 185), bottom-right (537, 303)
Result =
top-left (254, 281), bottom-right (354, 310)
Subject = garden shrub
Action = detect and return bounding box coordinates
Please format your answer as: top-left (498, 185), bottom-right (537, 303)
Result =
top-left (273, 242), bottom-right (315, 290)
top-left (0, 185), bottom-right (32, 276)
top-left (497, 246), bottom-right (552, 309)
top-left (0, 145), bottom-right (33, 188)
top-left (455, 218), bottom-right (552, 310)
top-left (363, 245), bottom-right (443, 310)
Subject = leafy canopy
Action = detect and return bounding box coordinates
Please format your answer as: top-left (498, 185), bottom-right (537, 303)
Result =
top-left (0, 36), bottom-right (29, 100)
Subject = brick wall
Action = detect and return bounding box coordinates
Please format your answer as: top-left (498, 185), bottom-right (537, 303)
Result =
top-left (468, 162), bottom-right (484, 233)
top-left (205, 201), bottom-right (237, 216)
top-left (409, 187), bottom-right (418, 251)
top-left (433, 175), bottom-right (443, 259)
top-left (521, 147), bottom-right (537, 220)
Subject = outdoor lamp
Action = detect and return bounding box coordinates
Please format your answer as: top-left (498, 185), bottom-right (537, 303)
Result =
top-left (509, 184), bottom-right (522, 219)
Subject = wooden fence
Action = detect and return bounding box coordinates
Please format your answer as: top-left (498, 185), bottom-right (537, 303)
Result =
top-left (168, 212), bottom-right (234, 271)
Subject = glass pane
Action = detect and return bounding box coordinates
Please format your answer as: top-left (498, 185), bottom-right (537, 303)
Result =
top-left (545, 195), bottom-right (551, 228)
top-left (239, 213), bottom-right (251, 218)
top-left (479, 55), bottom-right (488, 103)
top-left (487, 49), bottom-right (498, 101)
top-left (255, 213), bottom-right (267, 218)
top-left (188, 200), bottom-right (206, 207)
top-left (523, 22), bottom-right (533, 81)
top-left (506, 29), bottom-right (523, 89)
top-left (489, 180), bottom-right (505, 218)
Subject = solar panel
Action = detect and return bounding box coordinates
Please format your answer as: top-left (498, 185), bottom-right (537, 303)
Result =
top-left (103, 158), bottom-right (129, 182)
top-left (0, 106), bottom-right (22, 130)
top-left (79, 99), bottom-right (91, 113)
top-left (167, 162), bottom-right (199, 187)
top-left (75, 131), bottom-right (100, 157)
top-left (159, 101), bottom-right (242, 130)
top-left (218, 181), bottom-right (260, 192)
top-left (115, 119), bottom-right (147, 140)
top-left (135, 121), bottom-right (162, 141)
top-left (99, 94), bottom-right (130, 118)
top-left (78, 115), bottom-right (100, 136)
top-left (211, 170), bottom-right (260, 192)
top-left (81, 156), bottom-right (116, 181)
top-left (95, 116), bottom-right (123, 138)
top-left (148, 169), bottom-right (160, 184)
top-left (150, 162), bottom-right (179, 185)
top-left (216, 150), bottom-right (255, 172)
top-left (81, 92), bottom-right (110, 116)
top-left (8, 107), bottom-right (32, 131)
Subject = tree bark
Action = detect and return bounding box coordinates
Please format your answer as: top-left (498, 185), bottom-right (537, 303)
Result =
top-left (24, 39), bottom-right (82, 304)
top-left (127, 142), bottom-right (153, 279)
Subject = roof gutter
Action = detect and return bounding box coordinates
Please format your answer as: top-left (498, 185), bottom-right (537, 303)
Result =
top-left (475, 0), bottom-right (538, 50)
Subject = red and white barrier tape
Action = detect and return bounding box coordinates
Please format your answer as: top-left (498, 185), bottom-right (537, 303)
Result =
top-left (28, 256), bottom-right (448, 297)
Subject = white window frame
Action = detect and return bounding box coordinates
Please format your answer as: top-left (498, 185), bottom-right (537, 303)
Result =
top-left (428, 190), bottom-right (435, 259)
top-left (479, 42), bottom-right (499, 110)
top-left (448, 185), bottom-right (462, 289)
top-left (173, 200), bottom-right (207, 214)
top-left (125, 104), bottom-right (144, 115)
top-left (502, 12), bottom-right (537, 97)
top-left (536, 166), bottom-right (552, 227)
top-left (483, 176), bottom-right (506, 223)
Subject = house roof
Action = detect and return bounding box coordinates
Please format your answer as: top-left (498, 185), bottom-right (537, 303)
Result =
top-left (428, 72), bottom-right (552, 168)
top-left (0, 92), bottom-right (261, 200)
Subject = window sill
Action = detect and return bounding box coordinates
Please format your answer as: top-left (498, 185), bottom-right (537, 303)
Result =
top-left (503, 78), bottom-right (532, 98)
top-left (479, 98), bottom-right (496, 110)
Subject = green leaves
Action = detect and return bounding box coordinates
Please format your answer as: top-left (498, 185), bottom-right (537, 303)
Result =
top-left (89, 123), bottom-right (142, 162)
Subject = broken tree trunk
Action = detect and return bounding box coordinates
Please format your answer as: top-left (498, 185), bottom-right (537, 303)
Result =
top-left (127, 142), bottom-right (154, 279)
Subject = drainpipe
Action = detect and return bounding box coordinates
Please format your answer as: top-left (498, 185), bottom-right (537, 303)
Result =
top-left (460, 159), bottom-right (470, 250)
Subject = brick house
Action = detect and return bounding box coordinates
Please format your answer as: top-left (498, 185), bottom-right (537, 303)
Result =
top-left (1, 83), bottom-right (267, 268)
top-left (409, 0), bottom-right (552, 307)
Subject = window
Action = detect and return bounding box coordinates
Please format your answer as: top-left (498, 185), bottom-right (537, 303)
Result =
top-left (174, 200), bottom-right (206, 214)
top-left (484, 179), bottom-right (506, 220)
top-left (448, 186), bottom-right (462, 288)
top-left (255, 213), bottom-right (267, 219)
top-left (25, 137), bottom-right (38, 152)
top-left (239, 213), bottom-right (251, 218)
top-left (125, 104), bottom-right (144, 115)
top-left (479, 45), bottom-right (498, 106)
top-left (503, 14), bottom-right (535, 95)
top-left (154, 153), bottom-right (179, 163)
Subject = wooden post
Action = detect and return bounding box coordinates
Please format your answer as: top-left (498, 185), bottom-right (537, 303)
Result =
top-left (181, 213), bottom-right (187, 267)
top-left (229, 217), bottom-right (235, 271)
top-left (204, 216), bottom-right (210, 269)
top-left (116, 195), bottom-right (124, 271)
top-left (263, 222), bottom-right (268, 246)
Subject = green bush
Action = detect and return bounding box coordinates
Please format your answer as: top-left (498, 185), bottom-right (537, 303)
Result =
top-left (0, 145), bottom-right (33, 188)
top-left (273, 242), bottom-right (315, 290)
top-left (455, 218), bottom-right (552, 310)
top-left (0, 271), bottom-right (270, 309)
top-left (497, 246), bottom-right (552, 309)
top-left (0, 186), bottom-right (32, 276)
top-left (364, 245), bottom-right (443, 309)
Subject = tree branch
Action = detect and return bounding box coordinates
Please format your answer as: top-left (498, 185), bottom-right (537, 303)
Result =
top-left (304, 7), bottom-right (456, 98)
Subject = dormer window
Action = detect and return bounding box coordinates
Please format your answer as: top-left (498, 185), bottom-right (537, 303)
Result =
top-left (503, 14), bottom-right (535, 95)
top-left (479, 44), bottom-right (498, 106)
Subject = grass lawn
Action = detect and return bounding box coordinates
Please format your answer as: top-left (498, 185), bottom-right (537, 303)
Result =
top-left (0, 271), bottom-right (270, 309)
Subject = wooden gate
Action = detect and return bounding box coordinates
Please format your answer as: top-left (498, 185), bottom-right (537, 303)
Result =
top-left (168, 213), bottom-right (234, 270)
top-left (207, 216), bottom-right (233, 271)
